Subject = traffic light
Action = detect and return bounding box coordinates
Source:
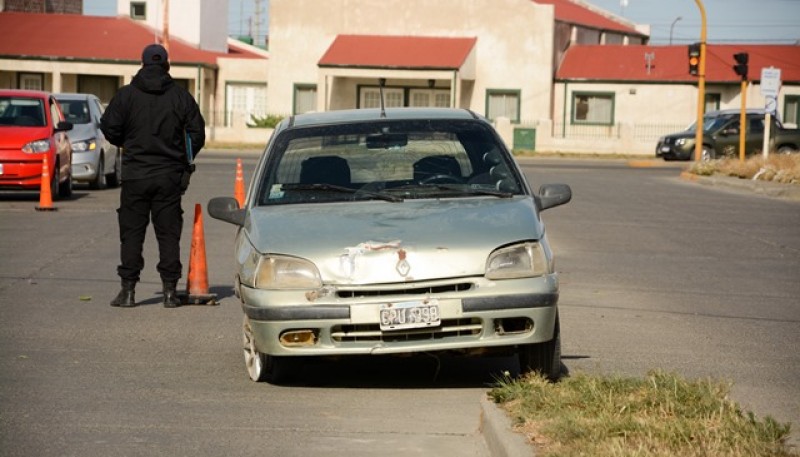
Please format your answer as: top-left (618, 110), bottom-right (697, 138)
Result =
top-left (688, 43), bottom-right (701, 76)
top-left (733, 52), bottom-right (749, 80)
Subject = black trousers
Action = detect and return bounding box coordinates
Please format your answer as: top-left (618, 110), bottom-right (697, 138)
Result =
top-left (117, 172), bottom-right (184, 283)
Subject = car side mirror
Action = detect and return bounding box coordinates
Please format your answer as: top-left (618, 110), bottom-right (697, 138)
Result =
top-left (537, 183), bottom-right (572, 211)
top-left (55, 121), bottom-right (73, 132)
top-left (208, 197), bottom-right (245, 227)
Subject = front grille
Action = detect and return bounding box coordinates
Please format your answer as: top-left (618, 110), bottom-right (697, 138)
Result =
top-left (336, 282), bottom-right (474, 299)
top-left (331, 318), bottom-right (482, 343)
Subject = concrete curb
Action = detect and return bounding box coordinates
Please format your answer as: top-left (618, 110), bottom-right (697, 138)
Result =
top-left (679, 171), bottom-right (800, 201)
top-left (480, 395), bottom-right (534, 457)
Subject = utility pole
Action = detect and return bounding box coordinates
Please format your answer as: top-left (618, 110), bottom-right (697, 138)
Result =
top-left (693, 0), bottom-right (707, 162)
top-left (253, 0), bottom-right (265, 47)
top-left (161, 0), bottom-right (170, 51)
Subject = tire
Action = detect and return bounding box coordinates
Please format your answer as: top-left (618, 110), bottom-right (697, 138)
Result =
top-left (50, 164), bottom-right (60, 202)
top-left (518, 315), bottom-right (562, 381)
top-left (107, 150), bottom-right (121, 188)
top-left (58, 165), bottom-right (73, 199)
top-left (777, 145), bottom-right (798, 155)
top-left (700, 146), bottom-right (715, 161)
top-left (242, 316), bottom-right (296, 384)
top-left (89, 154), bottom-right (107, 190)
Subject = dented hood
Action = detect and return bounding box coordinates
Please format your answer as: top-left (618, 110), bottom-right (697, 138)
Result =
top-left (243, 197), bottom-right (544, 284)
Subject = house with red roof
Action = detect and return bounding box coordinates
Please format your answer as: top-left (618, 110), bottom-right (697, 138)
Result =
top-left (0, 4), bottom-right (269, 143)
top-left (544, 43), bottom-right (800, 153)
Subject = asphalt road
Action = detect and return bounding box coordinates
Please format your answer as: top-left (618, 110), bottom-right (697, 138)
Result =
top-left (518, 157), bottom-right (800, 447)
top-left (1, 152), bottom-right (798, 456)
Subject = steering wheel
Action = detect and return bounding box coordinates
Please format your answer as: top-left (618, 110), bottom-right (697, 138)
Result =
top-left (419, 174), bottom-right (463, 185)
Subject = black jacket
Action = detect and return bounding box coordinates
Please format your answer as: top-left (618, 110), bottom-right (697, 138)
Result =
top-left (101, 65), bottom-right (205, 180)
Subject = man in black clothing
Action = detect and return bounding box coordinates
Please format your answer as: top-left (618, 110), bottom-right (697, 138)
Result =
top-left (101, 43), bottom-right (205, 308)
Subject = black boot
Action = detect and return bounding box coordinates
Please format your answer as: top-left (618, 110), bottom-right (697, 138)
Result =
top-left (163, 281), bottom-right (181, 308)
top-left (111, 280), bottom-right (136, 308)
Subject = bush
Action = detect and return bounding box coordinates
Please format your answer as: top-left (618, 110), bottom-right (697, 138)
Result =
top-left (247, 114), bottom-right (285, 129)
top-left (689, 155), bottom-right (800, 184)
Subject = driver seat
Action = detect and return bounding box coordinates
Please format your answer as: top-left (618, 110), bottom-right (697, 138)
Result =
top-left (413, 155), bottom-right (461, 182)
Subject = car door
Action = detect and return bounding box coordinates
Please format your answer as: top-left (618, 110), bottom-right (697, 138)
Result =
top-left (49, 96), bottom-right (71, 180)
top-left (91, 96), bottom-right (114, 174)
top-left (713, 119), bottom-right (739, 157)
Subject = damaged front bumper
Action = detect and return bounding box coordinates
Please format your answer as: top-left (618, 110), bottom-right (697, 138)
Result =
top-left (240, 275), bottom-right (560, 357)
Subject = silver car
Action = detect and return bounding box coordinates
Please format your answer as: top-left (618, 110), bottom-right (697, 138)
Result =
top-left (55, 93), bottom-right (120, 189)
top-left (209, 108), bottom-right (572, 384)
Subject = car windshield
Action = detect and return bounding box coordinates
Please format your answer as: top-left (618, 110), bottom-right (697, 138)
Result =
top-left (256, 118), bottom-right (523, 205)
top-left (57, 99), bottom-right (91, 124)
top-left (0, 97), bottom-right (46, 127)
top-left (686, 115), bottom-right (734, 133)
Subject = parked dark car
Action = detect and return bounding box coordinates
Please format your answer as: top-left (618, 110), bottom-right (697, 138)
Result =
top-left (0, 89), bottom-right (73, 199)
top-left (208, 107), bottom-right (572, 384)
top-left (656, 109), bottom-right (800, 161)
top-left (55, 93), bottom-right (120, 189)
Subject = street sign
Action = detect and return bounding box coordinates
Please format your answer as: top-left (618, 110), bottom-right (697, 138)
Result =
top-left (760, 67), bottom-right (781, 98)
top-left (765, 96), bottom-right (777, 115)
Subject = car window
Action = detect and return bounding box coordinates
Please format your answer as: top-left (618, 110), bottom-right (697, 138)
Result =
top-left (58, 99), bottom-right (91, 124)
top-left (256, 119), bottom-right (523, 205)
top-left (0, 96), bottom-right (46, 127)
top-left (748, 117), bottom-right (764, 134)
top-left (50, 98), bottom-right (63, 125)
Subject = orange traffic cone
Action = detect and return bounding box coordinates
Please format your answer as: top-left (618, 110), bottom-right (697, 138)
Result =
top-left (234, 158), bottom-right (245, 208)
top-left (35, 155), bottom-right (57, 212)
top-left (184, 203), bottom-right (217, 305)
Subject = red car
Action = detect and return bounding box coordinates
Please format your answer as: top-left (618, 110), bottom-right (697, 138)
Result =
top-left (0, 89), bottom-right (73, 199)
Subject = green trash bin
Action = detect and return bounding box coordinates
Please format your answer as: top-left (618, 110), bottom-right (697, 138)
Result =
top-left (513, 128), bottom-right (536, 151)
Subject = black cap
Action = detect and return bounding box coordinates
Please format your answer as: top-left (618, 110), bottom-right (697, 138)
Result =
top-left (142, 44), bottom-right (169, 66)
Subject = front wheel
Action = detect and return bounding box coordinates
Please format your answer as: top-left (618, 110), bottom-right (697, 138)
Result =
top-left (777, 145), bottom-right (798, 155)
top-left (700, 146), bottom-right (716, 161)
top-left (518, 315), bottom-right (562, 381)
top-left (242, 316), bottom-right (297, 384)
top-left (89, 154), bottom-right (107, 190)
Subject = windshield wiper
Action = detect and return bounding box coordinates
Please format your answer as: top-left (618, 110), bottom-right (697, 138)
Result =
top-left (417, 183), bottom-right (514, 198)
top-left (282, 183), bottom-right (403, 202)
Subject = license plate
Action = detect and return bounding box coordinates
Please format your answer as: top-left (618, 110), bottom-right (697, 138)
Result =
top-left (379, 300), bottom-right (441, 331)
top-left (660, 146), bottom-right (670, 152)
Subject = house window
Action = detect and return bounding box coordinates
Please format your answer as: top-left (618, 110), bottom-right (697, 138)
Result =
top-left (293, 84), bottom-right (317, 115)
top-left (130, 2), bottom-right (146, 20)
top-left (704, 93), bottom-right (721, 113)
top-left (409, 89), bottom-right (450, 108)
top-left (572, 92), bottom-right (615, 125)
top-left (486, 89), bottom-right (520, 123)
top-left (19, 73), bottom-right (43, 90)
top-left (785, 95), bottom-right (800, 127)
top-left (359, 87), bottom-right (404, 109)
top-left (226, 83), bottom-right (267, 126)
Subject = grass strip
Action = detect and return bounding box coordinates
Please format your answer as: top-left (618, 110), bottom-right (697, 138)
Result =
top-left (489, 370), bottom-right (794, 457)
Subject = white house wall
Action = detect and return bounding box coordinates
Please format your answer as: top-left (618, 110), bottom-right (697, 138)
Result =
top-left (268, 0), bottom-right (555, 120)
top-left (116, 0), bottom-right (229, 52)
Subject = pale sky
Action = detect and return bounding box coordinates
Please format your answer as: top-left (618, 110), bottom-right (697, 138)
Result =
top-left (586, 0), bottom-right (800, 44)
top-left (83, 0), bottom-right (800, 45)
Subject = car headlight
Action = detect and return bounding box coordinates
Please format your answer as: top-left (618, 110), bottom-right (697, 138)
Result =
top-left (255, 255), bottom-right (322, 289)
top-left (486, 242), bottom-right (551, 279)
top-left (675, 138), bottom-right (687, 146)
top-left (21, 139), bottom-right (51, 154)
top-left (71, 139), bottom-right (97, 152)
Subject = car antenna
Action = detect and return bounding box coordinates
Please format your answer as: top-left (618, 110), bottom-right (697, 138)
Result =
top-left (378, 78), bottom-right (387, 118)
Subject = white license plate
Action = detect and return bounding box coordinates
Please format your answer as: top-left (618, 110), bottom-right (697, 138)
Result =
top-left (379, 300), bottom-right (441, 331)
top-left (660, 146), bottom-right (670, 152)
